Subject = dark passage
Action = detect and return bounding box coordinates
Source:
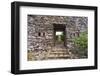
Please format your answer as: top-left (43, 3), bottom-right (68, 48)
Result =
top-left (53, 24), bottom-right (66, 47)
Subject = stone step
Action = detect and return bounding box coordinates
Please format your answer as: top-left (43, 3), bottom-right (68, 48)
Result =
top-left (48, 54), bottom-right (70, 57)
top-left (50, 52), bottom-right (69, 55)
top-left (47, 54), bottom-right (70, 59)
top-left (48, 57), bottom-right (70, 59)
top-left (53, 47), bottom-right (66, 50)
top-left (52, 50), bottom-right (67, 52)
top-left (51, 49), bottom-right (68, 51)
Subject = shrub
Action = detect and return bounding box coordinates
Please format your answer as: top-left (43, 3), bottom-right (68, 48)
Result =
top-left (73, 32), bottom-right (88, 58)
top-left (73, 32), bottom-right (87, 49)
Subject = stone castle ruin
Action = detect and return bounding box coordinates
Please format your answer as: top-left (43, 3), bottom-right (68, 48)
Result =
top-left (28, 15), bottom-right (88, 61)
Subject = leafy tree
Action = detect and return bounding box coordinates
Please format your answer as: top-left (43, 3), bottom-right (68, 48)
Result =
top-left (73, 32), bottom-right (87, 49)
top-left (73, 32), bottom-right (88, 57)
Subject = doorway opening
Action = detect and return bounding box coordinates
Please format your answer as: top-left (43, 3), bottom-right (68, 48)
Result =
top-left (53, 24), bottom-right (66, 47)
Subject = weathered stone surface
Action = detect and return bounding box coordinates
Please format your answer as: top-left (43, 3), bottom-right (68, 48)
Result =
top-left (27, 15), bottom-right (88, 60)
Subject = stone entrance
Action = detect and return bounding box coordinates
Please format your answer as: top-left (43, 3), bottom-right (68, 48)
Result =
top-left (27, 15), bottom-right (88, 61)
top-left (53, 24), bottom-right (66, 47)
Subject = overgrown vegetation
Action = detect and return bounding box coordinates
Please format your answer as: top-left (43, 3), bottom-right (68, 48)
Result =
top-left (73, 32), bottom-right (87, 49)
top-left (56, 32), bottom-right (64, 42)
top-left (73, 32), bottom-right (88, 58)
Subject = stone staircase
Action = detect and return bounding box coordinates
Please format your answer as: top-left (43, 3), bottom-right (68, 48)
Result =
top-left (28, 43), bottom-right (78, 61)
top-left (47, 45), bottom-right (72, 59)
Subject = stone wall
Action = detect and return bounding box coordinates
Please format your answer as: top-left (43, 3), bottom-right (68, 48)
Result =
top-left (28, 15), bottom-right (88, 52)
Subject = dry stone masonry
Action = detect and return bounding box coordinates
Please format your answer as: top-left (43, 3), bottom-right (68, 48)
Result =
top-left (27, 15), bottom-right (88, 61)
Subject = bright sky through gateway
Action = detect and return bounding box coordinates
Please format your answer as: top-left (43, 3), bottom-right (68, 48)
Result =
top-left (56, 31), bottom-right (63, 35)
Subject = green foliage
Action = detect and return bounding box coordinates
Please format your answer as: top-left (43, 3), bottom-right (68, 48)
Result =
top-left (73, 32), bottom-right (88, 49)
top-left (61, 34), bottom-right (64, 41)
top-left (56, 32), bottom-right (64, 42)
top-left (73, 32), bottom-right (88, 58)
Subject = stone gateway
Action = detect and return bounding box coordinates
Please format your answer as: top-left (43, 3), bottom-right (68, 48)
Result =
top-left (27, 15), bottom-right (88, 61)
